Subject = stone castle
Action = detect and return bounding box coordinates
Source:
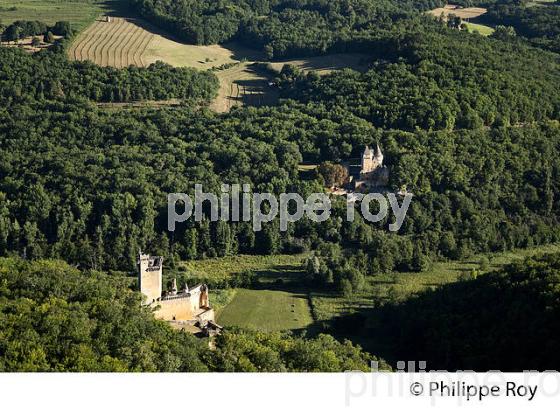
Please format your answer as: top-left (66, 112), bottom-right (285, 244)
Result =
top-left (138, 252), bottom-right (221, 336)
top-left (349, 144), bottom-right (389, 190)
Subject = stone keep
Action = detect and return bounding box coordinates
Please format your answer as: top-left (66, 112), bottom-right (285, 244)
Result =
top-left (138, 252), bottom-right (215, 323)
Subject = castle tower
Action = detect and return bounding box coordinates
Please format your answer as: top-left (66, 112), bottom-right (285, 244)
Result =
top-left (361, 146), bottom-right (375, 173)
top-left (138, 252), bottom-right (163, 304)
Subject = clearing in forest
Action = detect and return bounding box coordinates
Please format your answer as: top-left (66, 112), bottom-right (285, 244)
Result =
top-left (69, 15), bottom-right (370, 110)
top-left (216, 288), bottom-right (314, 332)
top-left (0, 0), bottom-right (116, 32)
top-left (428, 5), bottom-right (488, 20)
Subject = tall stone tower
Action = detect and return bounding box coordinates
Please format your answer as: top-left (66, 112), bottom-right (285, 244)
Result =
top-left (138, 252), bottom-right (163, 304)
top-left (361, 146), bottom-right (374, 173)
top-left (361, 144), bottom-right (383, 174)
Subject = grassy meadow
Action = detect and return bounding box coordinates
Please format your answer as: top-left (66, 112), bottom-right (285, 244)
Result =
top-left (0, 0), bottom-right (116, 32)
top-left (180, 253), bottom-right (307, 284)
top-left (180, 243), bottom-right (560, 333)
top-left (216, 288), bottom-right (313, 331)
top-left (465, 22), bottom-right (495, 36)
top-left (310, 242), bottom-right (560, 325)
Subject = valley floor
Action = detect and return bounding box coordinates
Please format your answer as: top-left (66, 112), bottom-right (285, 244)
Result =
top-left (188, 243), bottom-right (560, 334)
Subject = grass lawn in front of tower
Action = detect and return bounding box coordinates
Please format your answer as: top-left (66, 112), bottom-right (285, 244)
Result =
top-left (216, 288), bottom-right (313, 332)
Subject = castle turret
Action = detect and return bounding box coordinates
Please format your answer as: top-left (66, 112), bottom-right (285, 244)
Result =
top-left (374, 144), bottom-right (384, 166)
top-left (170, 278), bottom-right (178, 295)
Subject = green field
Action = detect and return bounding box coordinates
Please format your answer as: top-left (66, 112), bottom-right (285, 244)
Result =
top-left (188, 244), bottom-right (560, 332)
top-left (0, 0), bottom-right (118, 32)
top-left (465, 22), bottom-right (495, 36)
top-left (181, 253), bottom-right (307, 284)
top-left (184, 253), bottom-right (312, 331)
top-left (216, 288), bottom-right (313, 331)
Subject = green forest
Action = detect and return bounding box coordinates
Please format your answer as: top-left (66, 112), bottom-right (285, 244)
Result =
top-left (1, 0), bottom-right (560, 372)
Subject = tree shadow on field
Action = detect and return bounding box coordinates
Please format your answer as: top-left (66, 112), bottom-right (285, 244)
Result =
top-left (102, 0), bottom-right (136, 18)
top-left (232, 65), bottom-right (279, 108)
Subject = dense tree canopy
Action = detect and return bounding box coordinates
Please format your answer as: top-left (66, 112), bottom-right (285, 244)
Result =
top-left (281, 27), bottom-right (560, 130)
top-left (132, 0), bottom-right (445, 58)
top-left (2, 0), bottom-right (560, 372)
top-left (482, 0), bottom-right (560, 53)
top-left (0, 47), bottom-right (219, 103)
top-left (367, 253), bottom-right (560, 371)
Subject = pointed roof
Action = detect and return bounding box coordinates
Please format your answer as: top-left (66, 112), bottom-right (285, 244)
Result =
top-left (375, 143), bottom-right (383, 157)
top-left (363, 146), bottom-right (373, 156)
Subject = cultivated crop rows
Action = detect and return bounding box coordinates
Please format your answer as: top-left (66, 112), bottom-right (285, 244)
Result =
top-left (68, 17), bottom-right (155, 68)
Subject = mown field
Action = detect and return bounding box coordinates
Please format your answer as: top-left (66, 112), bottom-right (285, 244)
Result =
top-left (464, 22), bottom-right (495, 36)
top-left (181, 253), bottom-right (307, 284)
top-left (268, 53), bottom-right (369, 75)
top-left (68, 17), bottom-right (156, 68)
top-left (210, 62), bottom-right (280, 112)
top-left (428, 5), bottom-right (487, 20)
top-left (185, 253), bottom-right (312, 331)
top-left (216, 288), bottom-right (313, 331)
top-left (0, 0), bottom-right (115, 32)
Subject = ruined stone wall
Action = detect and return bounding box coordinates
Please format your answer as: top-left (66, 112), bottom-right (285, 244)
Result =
top-left (154, 297), bottom-right (196, 321)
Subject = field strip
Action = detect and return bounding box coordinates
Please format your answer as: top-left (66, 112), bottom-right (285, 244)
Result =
top-left (82, 22), bottom-right (109, 65)
top-left (86, 22), bottom-right (110, 65)
top-left (106, 18), bottom-right (129, 67)
top-left (72, 22), bottom-right (99, 60)
top-left (138, 31), bottom-right (156, 67)
top-left (110, 19), bottom-right (135, 68)
top-left (123, 24), bottom-right (146, 67)
top-left (70, 21), bottom-right (97, 61)
top-left (78, 22), bottom-right (101, 64)
top-left (133, 29), bottom-right (155, 67)
top-left (121, 24), bottom-right (143, 67)
top-left (91, 20), bottom-right (122, 66)
top-left (129, 22), bottom-right (154, 66)
top-left (101, 18), bottom-right (126, 66)
top-left (98, 18), bottom-right (122, 66)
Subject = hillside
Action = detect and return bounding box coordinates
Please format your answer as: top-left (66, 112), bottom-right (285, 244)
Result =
top-left (1, 0), bottom-right (560, 375)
